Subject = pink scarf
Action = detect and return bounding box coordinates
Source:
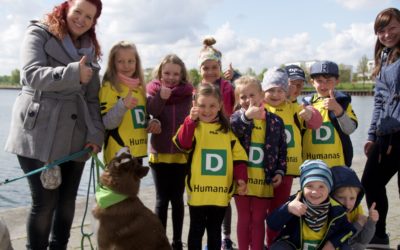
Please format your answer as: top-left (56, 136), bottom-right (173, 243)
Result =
top-left (118, 73), bottom-right (140, 89)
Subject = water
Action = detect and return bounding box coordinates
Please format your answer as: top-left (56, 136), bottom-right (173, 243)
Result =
top-left (0, 89), bottom-right (373, 209)
top-left (0, 89), bottom-right (154, 210)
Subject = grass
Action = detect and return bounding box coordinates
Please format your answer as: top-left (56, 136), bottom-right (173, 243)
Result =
top-left (303, 82), bottom-right (374, 92)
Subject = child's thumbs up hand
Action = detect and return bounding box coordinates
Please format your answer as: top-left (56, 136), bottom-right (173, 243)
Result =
top-left (288, 192), bottom-right (307, 217)
top-left (189, 100), bottom-right (199, 121)
top-left (160, 80), bottom-right (172, 100)
top-left (79, 55), bottom-right (93, 84)
top-left (369, 202), bottom-right (379, 222)
top-left (245, 99), bottom-right (264, 120)
top-left (123, 89), bottom-right (138, 109)
top-left (223, 63), bottom-right (234, 80)
top-left (299, 104), bottom-right (312, 122)
top-left (323, 89), bottom-right (343, 116)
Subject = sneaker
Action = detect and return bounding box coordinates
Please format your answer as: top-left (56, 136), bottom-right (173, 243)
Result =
top-left (367, 234), bottom-right (390, 249)
top-left (221, 238), bottom-right (233, 250)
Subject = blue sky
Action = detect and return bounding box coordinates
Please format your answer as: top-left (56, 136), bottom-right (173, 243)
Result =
top-left (0, 0), bottom-right (398, 75)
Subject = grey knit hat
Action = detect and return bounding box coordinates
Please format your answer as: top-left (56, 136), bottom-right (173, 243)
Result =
top-left (261, 67), bottom-right (288, 92)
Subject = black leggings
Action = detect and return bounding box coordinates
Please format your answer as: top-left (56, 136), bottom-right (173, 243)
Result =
top-left (361, 132), bottom-right (400, 237)
top-left (150, 162), bottom-right (187, 243)
top-left (188, 205), bottom-right (227, 250)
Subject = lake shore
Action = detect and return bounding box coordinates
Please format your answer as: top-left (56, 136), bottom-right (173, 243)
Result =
top-left (1, 156), bottom-right (399, 249)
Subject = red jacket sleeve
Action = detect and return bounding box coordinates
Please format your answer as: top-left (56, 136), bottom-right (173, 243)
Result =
top-left (176, 116), bottom-right (197, 150)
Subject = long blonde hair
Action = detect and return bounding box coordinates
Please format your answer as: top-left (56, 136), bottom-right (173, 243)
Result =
top-left (102, 41), bottom-right (144, 93)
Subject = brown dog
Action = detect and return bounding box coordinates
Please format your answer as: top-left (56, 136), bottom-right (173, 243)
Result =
top-left (92, 148), bottom-right (171, 250)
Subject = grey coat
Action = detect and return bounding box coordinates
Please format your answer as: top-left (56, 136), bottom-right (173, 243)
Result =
top-left (5, 22), bottom-right (104, 162)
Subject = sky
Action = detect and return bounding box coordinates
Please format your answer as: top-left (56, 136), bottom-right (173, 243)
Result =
top-left (0, 0), bottom-right (398, 76)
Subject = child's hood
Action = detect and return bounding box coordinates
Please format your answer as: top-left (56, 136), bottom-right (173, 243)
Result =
top-left (331, 166), bottom-right (364, 211)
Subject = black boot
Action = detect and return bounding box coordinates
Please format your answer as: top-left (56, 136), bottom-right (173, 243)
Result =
top-left (172, 240), bottom-right (183, 250)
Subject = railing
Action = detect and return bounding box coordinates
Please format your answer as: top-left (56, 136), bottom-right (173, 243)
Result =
top-left (301, 90), bottom-right (374, 96)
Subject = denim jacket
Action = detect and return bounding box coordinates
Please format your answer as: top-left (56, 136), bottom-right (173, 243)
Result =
top-left (368, 53), bottom-right (400, 141)
top-left (230, 108), bottom-right (287, 184)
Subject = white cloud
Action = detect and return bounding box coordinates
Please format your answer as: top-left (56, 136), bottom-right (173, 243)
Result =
top-left (335, 0), bottom-right (390, 10)
top-left (315, 22), bottom-right (375, 68)
top-left (0, 0), bottom-right (383, 77)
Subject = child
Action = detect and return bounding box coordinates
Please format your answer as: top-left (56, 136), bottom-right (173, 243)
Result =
top-left (262, 67), bottom-right (322, 247)
top-left (331, 166), bottom-right (378, 250)
top-left (99, 41), bottom-right (160, 164)
top-left (173, 83), bottom-right (248, 250)
top-left (146, 54), bottom-right (194, 250)
top-left (302, 60), bottom-right (358, 167)
top-left (198, 36), bottom-right (236, 249)
top-left (230, 76), bottom-right (287, 250)
top-left (267, 159), bottom-right (355, 250)
top-left (198, 36), bottom-right (235, 117)
top-left (285, 64), bottom-right (307, 103)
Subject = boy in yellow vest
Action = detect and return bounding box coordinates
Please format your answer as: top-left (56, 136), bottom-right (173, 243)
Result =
top-left (302, 60), bottom-right (358, 167)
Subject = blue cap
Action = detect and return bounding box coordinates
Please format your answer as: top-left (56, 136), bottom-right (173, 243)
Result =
top-left (310, 60), bottom-right (339, 77)
top-left (300, 159), bottom-right (333, 192)
top-left (285, 65), bottom-right (305, 81)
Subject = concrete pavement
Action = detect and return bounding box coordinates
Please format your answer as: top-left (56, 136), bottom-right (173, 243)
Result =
top-left (1, 156), bottom-right (399, 249)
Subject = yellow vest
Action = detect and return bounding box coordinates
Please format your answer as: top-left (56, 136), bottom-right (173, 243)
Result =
top-left (347, 204), bottom-right (364, 223)
top-left (265, 102), bottom-right (303, 176)
top-left (99, 82), bottom-right (148, 164)
top-left (302, 98), bottom-right (354, 167)
top-left (183, 122), bottom-right (248, 206)
top-left (148, 152), bottom-right (188, 164)
top-left (245, 119), bottom-right (274, 198)
top-left (302, 221), bottom-right (327, 250)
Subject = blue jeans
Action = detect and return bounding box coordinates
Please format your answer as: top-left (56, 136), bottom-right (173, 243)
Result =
top-left (18, 155), bottom-right (85, 250)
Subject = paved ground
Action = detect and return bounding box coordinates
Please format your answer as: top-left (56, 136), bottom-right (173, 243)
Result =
top-left (1, 156), bottom-right (399, 249)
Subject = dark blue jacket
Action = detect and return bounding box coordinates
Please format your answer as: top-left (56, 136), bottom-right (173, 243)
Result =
top-left (230, 108), bottom-right (287, 184)
top-left (267, 191), bottom-right (356, 249)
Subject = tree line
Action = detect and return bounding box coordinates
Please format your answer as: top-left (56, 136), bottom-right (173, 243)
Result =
top-left (0, 55), bottom-right (372, 87)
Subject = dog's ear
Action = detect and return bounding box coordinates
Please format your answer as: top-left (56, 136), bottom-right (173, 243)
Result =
top-left (135, 166), bottom-right (149, 179)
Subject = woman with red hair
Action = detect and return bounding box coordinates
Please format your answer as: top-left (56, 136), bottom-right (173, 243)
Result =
top-left (5, 0), bottom-right (104, 249)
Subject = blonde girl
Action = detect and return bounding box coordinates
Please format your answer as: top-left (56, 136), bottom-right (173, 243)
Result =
top-left (146, 54), bottom-right (194, 250)
top-left (100, 41), bottom-right (159, 164)
top-left (230, 76), bottom-right (287, 250)
top-left (174, 83), bottom-right (248, 250)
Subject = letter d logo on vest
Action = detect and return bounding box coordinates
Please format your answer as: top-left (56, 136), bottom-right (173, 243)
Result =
top-left (131, 105), bottom-right (146, 128)
top-left (249, 143), bottom-right (264, 168)
top-left (312, 122), bottom-right (334, 144)
top-left (285, 125), bottom-right (295, 148)
top-left (201, 149), bottom-right (227, 176)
